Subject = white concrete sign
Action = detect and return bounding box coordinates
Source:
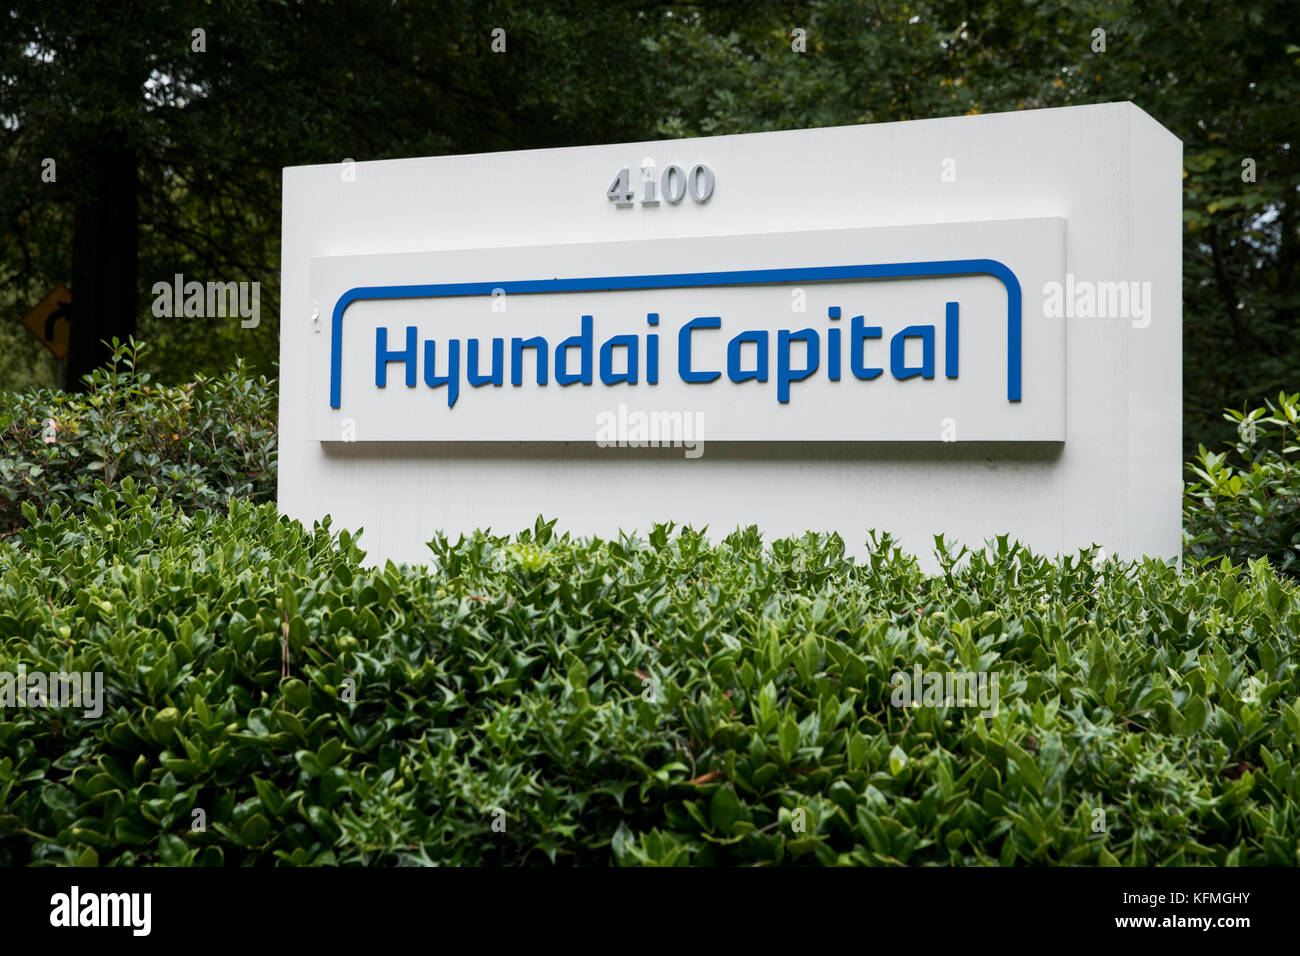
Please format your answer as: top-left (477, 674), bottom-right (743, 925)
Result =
top-left (279, 102), bottom-right (1181, 566)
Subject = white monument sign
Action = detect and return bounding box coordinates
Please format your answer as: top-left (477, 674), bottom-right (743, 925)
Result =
top-left (279, 102), bottom-right (1181, 566)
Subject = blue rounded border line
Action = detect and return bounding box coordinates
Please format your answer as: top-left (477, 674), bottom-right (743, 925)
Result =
top-left (327, 259), bottom-right (1023, 409)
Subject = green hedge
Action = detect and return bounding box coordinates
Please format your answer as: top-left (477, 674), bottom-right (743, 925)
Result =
top-left (0, 339), bottom-right (275, 535)
top-left (1185, 391), bottom-right (1300, 577)
top-left (2, 481), bottom-right (1298, 866)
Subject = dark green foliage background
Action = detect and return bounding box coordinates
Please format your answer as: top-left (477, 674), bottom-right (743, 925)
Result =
top-left (1, 1), bottom-right (1297, 454)
top-left (1, 481), bottom-right (1298, 866)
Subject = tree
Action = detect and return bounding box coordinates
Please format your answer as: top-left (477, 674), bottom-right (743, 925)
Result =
top-left (0, 0), bottom-right (665, 389)
top-left (3, 0), bottom-right (1295, 455)
top-left (642, 0), bottom-right (1300, 454)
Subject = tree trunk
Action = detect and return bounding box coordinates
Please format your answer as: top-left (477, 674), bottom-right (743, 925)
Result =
top-left (66, 140), bottom-right (139, 391)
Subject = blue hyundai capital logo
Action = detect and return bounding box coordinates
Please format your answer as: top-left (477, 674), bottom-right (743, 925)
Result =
top-left (328, 259), bottom-right (1024, 410)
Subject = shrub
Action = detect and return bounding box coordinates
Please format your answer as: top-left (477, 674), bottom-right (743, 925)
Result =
top-left (0, 338), bottom-right (275, 535)
top-left (1185, 391), bottom-right (1300, 577)
top-left (2, 482), bottom-right (1299, 866)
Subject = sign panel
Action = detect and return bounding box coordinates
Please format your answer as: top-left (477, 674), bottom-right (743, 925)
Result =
top-left (21, 284), bottom-right (72, 359)
top-left (310, 218), bottom-right (1064, 443)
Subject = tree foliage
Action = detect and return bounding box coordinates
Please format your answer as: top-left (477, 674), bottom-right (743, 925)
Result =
top-left (1, 1), bottom-right (1296, 450)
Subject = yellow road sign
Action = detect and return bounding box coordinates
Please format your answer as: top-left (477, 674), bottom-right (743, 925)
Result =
top-left (21, 284), bottom-right (72, 360)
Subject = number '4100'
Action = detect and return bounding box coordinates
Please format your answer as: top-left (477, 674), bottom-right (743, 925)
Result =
top-left (607, 163), bottom-right (714, 207)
